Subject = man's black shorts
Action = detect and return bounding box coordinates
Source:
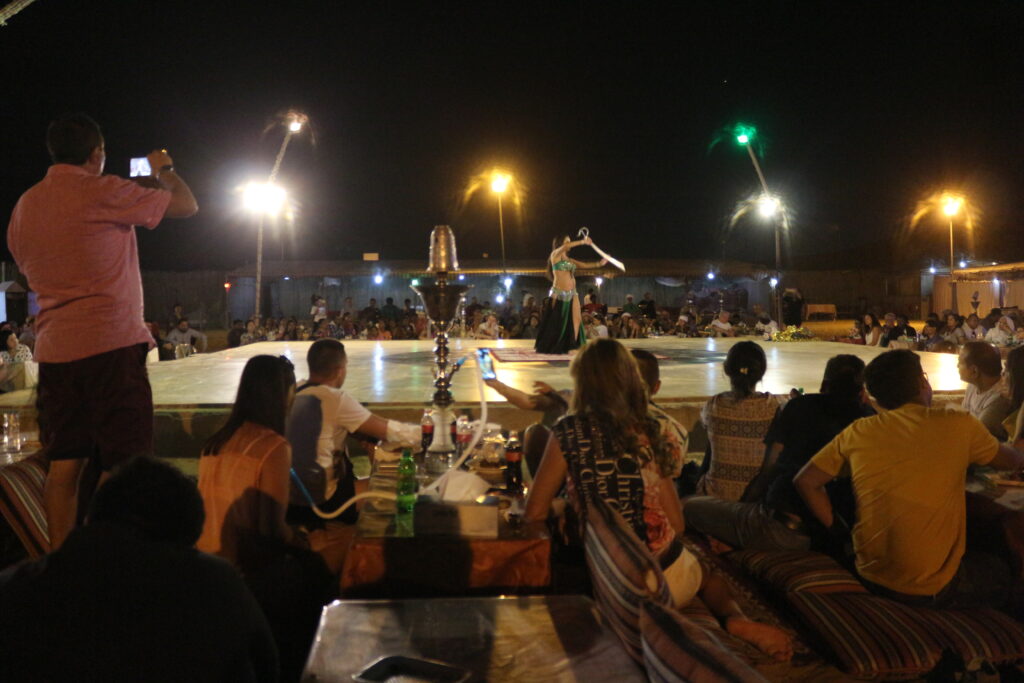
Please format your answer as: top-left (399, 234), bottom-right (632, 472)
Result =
top-left (37, 343), bottom-right (153, 470)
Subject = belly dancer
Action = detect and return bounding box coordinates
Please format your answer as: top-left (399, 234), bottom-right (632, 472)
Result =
top-left (534, 235), bottom-right (607, 354)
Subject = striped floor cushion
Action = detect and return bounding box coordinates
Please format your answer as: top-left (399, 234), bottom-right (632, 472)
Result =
top-left (0, 455), bottom-right (49, 558)
top-left (730, 550), bottom-right (867, 595)
top-left (788, 590), bottom-right (1024, 679)
top-left (583, 497), bottom-right (672, 663)
top-left (641, 601), bottom-right (768, 683)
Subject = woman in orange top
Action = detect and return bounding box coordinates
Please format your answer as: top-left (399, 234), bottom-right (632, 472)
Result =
top-left (197, 355), bottom-right (302, 572)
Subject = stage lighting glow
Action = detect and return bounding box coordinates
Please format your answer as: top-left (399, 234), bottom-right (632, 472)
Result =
top-left (373, 274), bottom-right (383, 285)
top-left (707, 271), bottom-right (715, 280)
top-left (929, 266), bottom-right (937, 274)
top-left (769, 277), bottom-right (778, 288)
top-left (596, 277), bottom-right (604, 286)
top-left (495, 293), bottom-right (505, 304)
top-left (503, 276), bottom-right (513, 289)
top-left (411, 278), bottom-right (420, 286)
top-left (458, 274), bottom-right (466, 280)
top-left (959, 260), bottom-right (967, 268)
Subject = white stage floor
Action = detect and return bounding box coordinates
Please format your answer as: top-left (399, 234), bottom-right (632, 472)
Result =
top-left (0, 338), bottom-right (965, 410)
top-left (130, 338), bottom-right (964, 407)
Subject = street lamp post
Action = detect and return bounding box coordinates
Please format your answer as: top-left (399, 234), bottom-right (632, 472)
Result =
top-left (491, 173), bottom-right (511, 274)
top-left (735, 124), bottom-right (785, 322)
top-left (942, 195), bottom-right (963, 314)
top-left (248, 112), bottom-right (306, 319)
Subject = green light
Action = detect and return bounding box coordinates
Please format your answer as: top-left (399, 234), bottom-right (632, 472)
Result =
top-left (411, 278), bottom-right (420, 286)
top-left (733, 123), bottom-right (757, 146)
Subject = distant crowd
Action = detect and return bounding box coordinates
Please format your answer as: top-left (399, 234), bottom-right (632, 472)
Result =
top-left (838, 307), bottom-right (1024, 353)
top-left (219, 289), bottom-right (807, 347)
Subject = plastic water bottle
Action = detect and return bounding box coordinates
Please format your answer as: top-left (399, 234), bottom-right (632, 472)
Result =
top-left (396, 448), bottom-right (417, 514)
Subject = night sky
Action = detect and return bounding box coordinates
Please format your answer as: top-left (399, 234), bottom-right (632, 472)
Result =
top-left (1, 1), bottom-right (1021, 272)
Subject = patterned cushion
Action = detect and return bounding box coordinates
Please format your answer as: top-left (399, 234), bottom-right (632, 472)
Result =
top-left (641, 601), bottom-right (768, 683)
top-left (583, 497), bottom-right (672, 663)
top-left (788, 590), bottom-right (1024, 679)
top-left (730, 550), bottom-right (867, 595)
top-left (0, 455), bottom-right (49, 558)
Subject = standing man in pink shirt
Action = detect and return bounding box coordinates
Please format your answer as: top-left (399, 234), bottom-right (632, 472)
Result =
top-left (7, 114), bottom-right (198, 549)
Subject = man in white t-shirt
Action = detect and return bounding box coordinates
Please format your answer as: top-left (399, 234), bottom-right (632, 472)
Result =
top-left (710, 311), bottom-right (736, 337)
top-left (286, 339), bottom-right (418, 526)
top-left (959, 341), bottom-right (1012, 439)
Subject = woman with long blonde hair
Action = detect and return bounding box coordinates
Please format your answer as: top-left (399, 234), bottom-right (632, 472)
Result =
top-left (525, 338), bottom-right (792, 660)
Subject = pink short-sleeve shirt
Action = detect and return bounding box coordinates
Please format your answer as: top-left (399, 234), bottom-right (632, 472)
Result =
top-left (7, 164), bottom-right (172, 363)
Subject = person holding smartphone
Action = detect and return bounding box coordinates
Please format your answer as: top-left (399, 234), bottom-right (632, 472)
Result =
top-left (7, 113), bottom-right (198, 549)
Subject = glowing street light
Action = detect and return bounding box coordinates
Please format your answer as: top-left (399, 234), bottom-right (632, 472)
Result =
top-left (247, 110), bottom-right (310, 319)
top-left (757, 195), bottom-right (779, 218)
top-left (243, 181), bottom-right (287, 216)
top-left (491, 171), bottom-right (512, 274)
top-left (503, 276), bottom-right (513, 289)
top-left (941, 192), bottom-right (967, 312)
top-left (373, 274), bottom-right (384, 285)
top-left (707, 270), bottom-right (716, 280)
top-left (595, 277), bottom-right (604, 286)
top-left (929, 265), bottom-right (937, 274)
top-left (769, 277), bottom-right (778, 288)
top-left (959, 260), bottom-right (967, 269)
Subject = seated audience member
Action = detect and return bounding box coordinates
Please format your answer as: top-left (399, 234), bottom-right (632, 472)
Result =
top-left (287, 339), bottom-right (418, 528)
top-left (754, 316), bottom-right (779, 339)
top-left (622, 294), bottom-right (641, 317)
top-left (0, 329), bottom-right (32, 363)
top-left (226, 319), bottom-right (245, 348)
top-left (197, 355), bottom-right (303, 570)
top-left (0, 457), bottom-right (278, 683)
top-left (685, 355), bottom-right (873, 553)
top-left (983, 307), bottom-right (1003, 331)
top-left (1003, 347), bottom-right (1024, 442)
top-left (166, 317), bottom-right (208, 353)
top-left (475, 313), bottom-right (501, 340)
top-left (959, 341), bottom-right (1013, 440)
top-left (698, 341), bottom-right (781, 500)
top-left (879, 313), bottom-right (899, 347)
top-left (895, 314), bottom-right (917, 338)
top-left (675, 312), bottom-right (699, 337)
top-left (639, 292), bottom-right (657, 319)
top-left (525, 339), bottom-right (792, 661)
top-left (240, 319), bottom-right (260, 345)
top-left (709, 310), bottom-right (736, 337)
top-left (940, 313), bottom-right (966, 346)
top-left (380, 297), bottom-right (401, 323)
top-left (861, 313), bottom-right (883, 346)
top-left (17, 316), bottom-right (34, 350)
top-left (591, 314), bottom-right (609, 338)
top-left (632, 349), bottom-right (689, 457)
top-left (919, 321), bottom-right (944, 351)
top-left (795, 349), bottom-right (1024, 609)
top-left (986, 315), bottom-right (1015, 345)
top-left (962, 313), bottom-right (986, 341)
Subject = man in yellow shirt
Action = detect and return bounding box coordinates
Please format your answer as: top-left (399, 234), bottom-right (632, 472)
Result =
top-left (795, 349), bottom-right (1024, 608)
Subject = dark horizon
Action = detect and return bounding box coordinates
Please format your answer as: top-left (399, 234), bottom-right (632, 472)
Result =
top-left (1, 2), bottom-right (1021, 273)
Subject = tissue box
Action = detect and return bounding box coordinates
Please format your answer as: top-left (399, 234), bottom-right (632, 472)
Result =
top-left (413, 502), bottom-right (498, 539)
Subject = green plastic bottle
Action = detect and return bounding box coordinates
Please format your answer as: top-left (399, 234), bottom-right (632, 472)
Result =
top-left (396, 448), bottom-right (417, 514)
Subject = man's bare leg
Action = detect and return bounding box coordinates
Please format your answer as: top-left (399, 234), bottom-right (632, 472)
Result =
top-left (44, 458), bottom-right (87, 551)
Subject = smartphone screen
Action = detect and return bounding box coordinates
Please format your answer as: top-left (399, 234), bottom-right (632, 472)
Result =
top-left (130, 157), bottom-right (152, 177)
top-left (476, 348), bottom-right (496, 380)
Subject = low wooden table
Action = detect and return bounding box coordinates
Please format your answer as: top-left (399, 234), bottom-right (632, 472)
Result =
top-left (340, 470), bottom-right (551, 598)
top-left (301, 595), bottom-right (643, 682)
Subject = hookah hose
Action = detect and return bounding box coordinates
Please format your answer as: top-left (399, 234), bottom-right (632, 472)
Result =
top-left (289, 469), bottom-right (395, 520)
